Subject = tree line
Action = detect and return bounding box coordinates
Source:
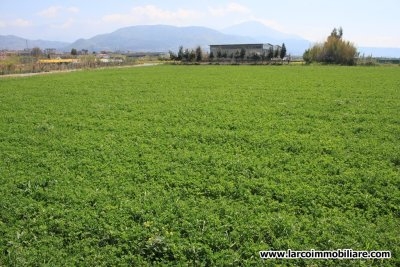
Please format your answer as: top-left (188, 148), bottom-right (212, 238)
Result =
top-left (170, 28), bottom-right (359, 66)
top-left (169, 43), bottom-right (288, 63)
top-left (169, 46), bottom-right (203, 62)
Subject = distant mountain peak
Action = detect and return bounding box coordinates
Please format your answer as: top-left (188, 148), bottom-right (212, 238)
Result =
top-left (222, 20), bottom-right (310, 55)
top-left (65, 24), bottom-right (255, 52)
top-left (223, 20), bottom-right (302, 40)
top-left (0, 35), bottom-right (69, 50)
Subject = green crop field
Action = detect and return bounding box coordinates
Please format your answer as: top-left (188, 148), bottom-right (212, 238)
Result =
top-left (0, 65), bottom-right (399, 266)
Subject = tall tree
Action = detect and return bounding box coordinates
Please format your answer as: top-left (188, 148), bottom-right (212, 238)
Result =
top-left (330, 27), bottom-right (343, 39)
top-left (31, 47), bottom-right (42, 58)
top-left (177, 46), bottom-right (184, 61)
top-left (280, 43), bottom-right (287, 59)
top-left (240, 48), bottom-right (246, 61)
top-left (189, 49), bottom-right (196, 62)
top-left (216, 49), bottom-right (222, 59)
top-left (209, 51), bottom-right (214, 61)
top-left (169, 50), bottom-right (177, 60)
top-left (195, 46), bottom-right (203, 62)
top-left (234, 50), bottom-right (241, 62)
top-left (274, 47), bottom-right (279, 58)
top-left (303, 27), bottom-right (357, 65)
top-left (267, 47), bottom-right (273, 60)
top-left (182, 48), bottom-right (189, 61)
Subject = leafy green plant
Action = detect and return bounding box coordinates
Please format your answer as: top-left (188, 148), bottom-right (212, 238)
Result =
top-left (0, 65), bottom-right (399, 266)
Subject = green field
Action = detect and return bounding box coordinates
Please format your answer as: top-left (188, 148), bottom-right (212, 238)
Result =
top-left (0, 65), bottom-right (399, 266)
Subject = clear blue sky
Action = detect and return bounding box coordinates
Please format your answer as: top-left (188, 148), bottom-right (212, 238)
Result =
top-left (1, 0), bottom-right (399, 47)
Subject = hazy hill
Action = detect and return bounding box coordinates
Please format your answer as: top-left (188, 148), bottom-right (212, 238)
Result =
top-left (65, 25), bottom-right (254, 52)
top-left (358, 47), bottom-right (400, 58)
top-left (0, 35), bottom-right (69, 50)
top-left (222, 21), bottom-right (311, 56)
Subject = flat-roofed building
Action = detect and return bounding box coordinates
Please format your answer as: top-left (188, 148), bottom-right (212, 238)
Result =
top-left (210, 43), bottom-right (276, 58)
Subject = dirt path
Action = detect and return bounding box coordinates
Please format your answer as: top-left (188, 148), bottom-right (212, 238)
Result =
top-left (0, 63), bottom-right (162, 78)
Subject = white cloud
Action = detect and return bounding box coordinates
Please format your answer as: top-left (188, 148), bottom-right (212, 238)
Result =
top-left (102, 5), bottom-right (203, 26)
top-left (38, 6), bottom-right (62, 18)
top-left (38, 6), bottom-right (80, 18)
top-left (209, 2), bottom-right (251, 17)
top-left (66, 7), bottom-right (80, 14)
top-left (11, 19), bottom-right (33, 27)
top-left (0, 19), bottom-right (33, 28)
top-left (227, 3), bottom-right (251, 14)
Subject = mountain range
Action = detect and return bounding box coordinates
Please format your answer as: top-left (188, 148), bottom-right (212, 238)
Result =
top-left (0, 35), bottom-right (69, 51)
top-left (1, 21), bottom-right (399, 57)
top-left (64, 25), bottom-right (252, 53)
